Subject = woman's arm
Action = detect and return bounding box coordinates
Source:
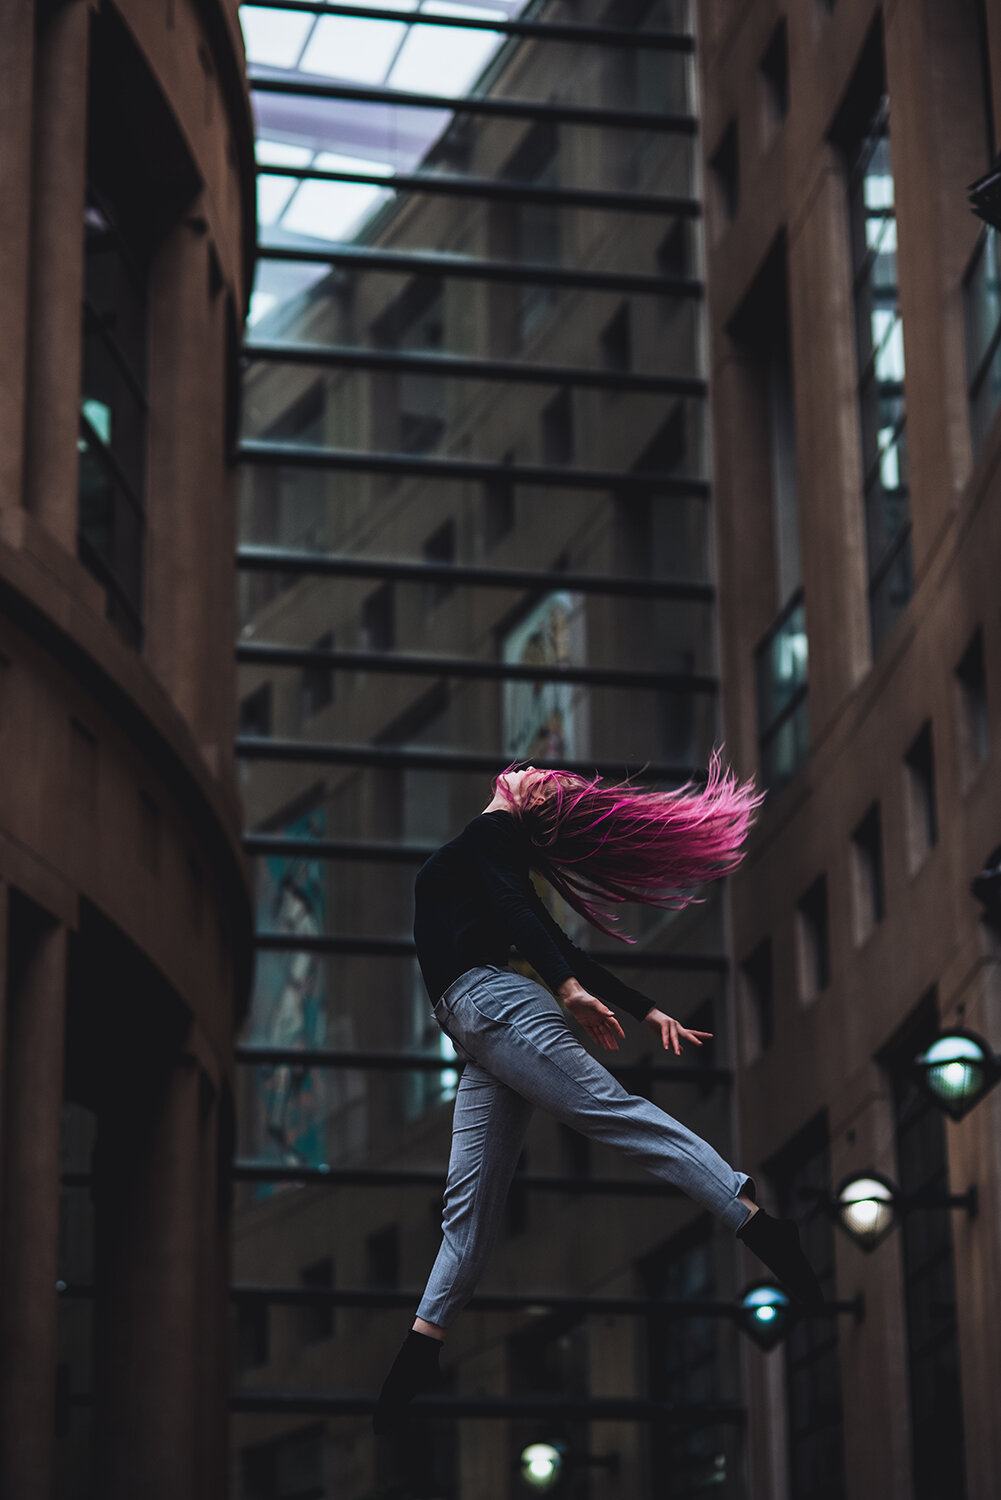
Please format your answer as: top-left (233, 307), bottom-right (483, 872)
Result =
top-left (529, 897), bottom-right (656, 1023)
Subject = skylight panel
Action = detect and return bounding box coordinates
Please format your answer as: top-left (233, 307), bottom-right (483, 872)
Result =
top-left (313, 150), bottom-right (396, 179)
top-left (299, 15), bottom-right (409, 86)
top-left (240, 6), bottom-right (315, 69)
top-left (257, 174), bottom-right (302, 224)
top-left (255, 140), bottom-right (315, 168)
top-left (389, 2), bottom-right (506, 96)
top-left (280, 177), bottom-right (393, 242)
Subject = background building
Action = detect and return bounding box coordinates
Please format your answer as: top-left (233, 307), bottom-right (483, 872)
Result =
top-left (0, 1), bottom-right (254, 1496)
top-left (702, 2), bottom-right (1001, 1499)
top-left (231, 1), bottom-right (751, 1496)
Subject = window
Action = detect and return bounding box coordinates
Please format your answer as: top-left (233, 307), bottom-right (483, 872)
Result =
top-left (963, 227), bottom-right (1001, 452)
top-left (851, 802), bottom-right (884, 942)
top-left (483, 455), bottom-right (515, 548)
top-left (755, 590), bottom-right (809, 791)
top-left (740, 937), bottom-right (774, 1057)
top-left (760, 19), bottom-right (790, 126)
top-left (236, 1299), bottom-right (269, 1371)
top-left (360, 582), bottom-right (394, 652)
top-left (496, 123), bottom-right (561, 345)
top-left (372, 277), bottom-right (446, 455)
top-left (709, 119), bottom-right (739, 222)
top-left (299, 631), bottom-right (334, 721)
top-left (904, 721), bottom-right (937, 871)
top-left (954, 627), bottom-right (989, 782)
top-left (299, 1257), bottom-right (334, 1343)
top-left (78, 190), bottom-right (148, 650)
top-left (879, 997), bottom-right (968, 1500)
top-left (768, 1116), bottom-right (845, 1500)
top-left (422, 518), bottom-right (457, 610)
top-left (641, 1220), bottom-right (736, 1494)
top-left (796, 875), bottom-right (831, 1003)
top-left (364, 1224), bottom-right (399, 1289)
top-left (405, 965), bottom-right (458, 1120)
top-left (239, 683), bottom-right (273, 739)
top-left (241, 1424), bottom-right (325, 1500)
top-left (600, 302), bottom-right (632, 373)
top-left (843, 64), bottom-right (913, 651)
top-left (541, 387), bottom-right (574, 466)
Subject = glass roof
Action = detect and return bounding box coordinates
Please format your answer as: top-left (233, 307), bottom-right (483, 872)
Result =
top-left (240, 1), bottom-right (528, 271)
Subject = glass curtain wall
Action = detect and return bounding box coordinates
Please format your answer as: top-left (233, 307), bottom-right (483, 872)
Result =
top-left (233, 3), bottom-right (739, 1495)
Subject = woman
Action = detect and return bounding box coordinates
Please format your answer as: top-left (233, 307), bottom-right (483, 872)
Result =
top-left (373, 755), bottom-right (822, 1434)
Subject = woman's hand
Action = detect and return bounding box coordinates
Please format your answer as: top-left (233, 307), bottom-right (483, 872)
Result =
top-left (557, 979), bottom-right (626, 1052)
top-left (643, 1007), bottom-right (713, 1057)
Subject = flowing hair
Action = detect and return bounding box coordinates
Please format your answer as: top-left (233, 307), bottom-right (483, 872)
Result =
top-left (493, 748), bottom-right (764, 942)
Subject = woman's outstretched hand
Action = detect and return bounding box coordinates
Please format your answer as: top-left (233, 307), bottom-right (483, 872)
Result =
top-left (643, 1007), bottom-right (713, 1056)
top-left (557, 979), bottom-right (626, 1051)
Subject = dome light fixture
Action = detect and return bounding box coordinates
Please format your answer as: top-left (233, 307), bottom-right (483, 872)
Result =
top-left (834, 1173), bottom-right (899, 1251)
top-left (738, 1281), bottom-right (793, 1351)
top-left (520, 1442), bottom-right (564, 1493)
top-left (910, 1028), bottom-right (1000, 1121)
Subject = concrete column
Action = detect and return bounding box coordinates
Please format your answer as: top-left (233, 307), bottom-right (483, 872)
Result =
top-left (93, 1050), bottom-right (203, 1500)
top-left (0, 0), bottom-right (36, 512)
top-left (0, 899), bottom-right (69, 1500)
top-left (22, 0), bottom-right (91, 551)
top-left (144, 220), bottom-right (220, 752)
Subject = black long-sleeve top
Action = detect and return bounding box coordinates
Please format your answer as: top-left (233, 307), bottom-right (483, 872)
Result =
top-left (413, 809), bottom-right (655, 1022)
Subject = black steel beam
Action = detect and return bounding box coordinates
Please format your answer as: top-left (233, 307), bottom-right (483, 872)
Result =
top-left (242, 1), bottom-right (696, 51)
top-left (233, 1160), bottom-right (683, 1194)
top-left (236, 641), bottom-right (717, 694)
top-left (229, 1390), bottom-right (744, 1423)
top-left (251, 932), bottom-right (727, 973)
top-left (235, 1044), bottom-right (732, 1084)
top-left (257, 244), bottom-right (703, 298)
top-left (234, 736), bottom-right (698, 781)
top-left (244, 339), bottom-right (707, 396)
top-left (227, 1286), bottom-right (740, 1316)
top-left (249, 73), bottom-right (698, 133)
top-left (255, 163), bottom-right (700, 218)
top-left (235, 546), bottom-right (716, 603)
top-left (239, 441), bottom-right (711, 498)
top-left (243, 833), bottom-right (435, 863)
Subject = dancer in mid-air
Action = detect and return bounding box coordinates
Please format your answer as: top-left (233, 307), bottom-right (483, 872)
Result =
top-left (373, 755), bottom-right (822, 1433)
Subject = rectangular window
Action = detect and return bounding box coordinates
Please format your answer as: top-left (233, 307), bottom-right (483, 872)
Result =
top-left (963, 226), bottom-right (1001, 452)
top-left (239, 683), bottom-right (273, 739)
top-left (299, 630), bottom-right (334, 722)
top-left (760, 18), bottom-right (790, 125)
top-left (768, 1116), bottom-right (845, 1500)
top-left (740, 937), bottom-right (774, 1057)
top-left (364, 1224), bottom-right (399, 1289)
top-left (640, 1220), bottom-right (738, 1493)
top-left (851, 802), bottom-right (885, 941)
top-left (796, 875), bottom-right (831, 1003)
top-left (709, 119), bottom-right (739, 222)
top-left (371, 277), bottom-right (446, 455)
top-left (845, 78), bottom-right (913, 652)
top-left (299, 1257), bottom-right (334, 1343)
top-left (79, 190), bottom-right (149, 651)
top-left (483, 455), bottom-right (515, 549)
top-left (405, 964), bottom-right (458, 1120)
top-left (904, 720), bottom-right (938, 871)
top-left (955, 627), bottom-right (989, 782)
top-left (755, 589), bottom-right (809, 791)
top-left (361, 582), bottom-right (394, 652)
top-left (422, 518), bottom-right (456, 610)
top-left (541, 387), bottom-right (574, 466)
top-left (880, 997), bottom-right (968, 1500)
top-left (600, 302), bottom-right (632, 373)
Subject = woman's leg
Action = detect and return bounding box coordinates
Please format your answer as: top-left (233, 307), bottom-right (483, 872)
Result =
top-left (445, 969), bottom-right (753, 1228)
top-left (415, 1058), bottom-right (534, 1330)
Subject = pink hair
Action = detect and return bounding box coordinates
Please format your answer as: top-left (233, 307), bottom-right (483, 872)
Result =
top-left (493, 748), bottom-right (764, 942)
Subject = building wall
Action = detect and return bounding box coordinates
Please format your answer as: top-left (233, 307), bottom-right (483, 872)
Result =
top-left (0, 1), bottom-right (255, 1495)
top-left (701, 3), bottom-right (1001, 1497)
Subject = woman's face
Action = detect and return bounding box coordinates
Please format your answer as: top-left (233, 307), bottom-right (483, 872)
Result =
top-left (499, 766), bottom-right (543, 804)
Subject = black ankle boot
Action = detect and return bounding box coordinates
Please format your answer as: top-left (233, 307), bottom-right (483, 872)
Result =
top-left (737, 1207), bottom-right (824, 1307)
top-left (372, 1330), bottom-right (444, 1435)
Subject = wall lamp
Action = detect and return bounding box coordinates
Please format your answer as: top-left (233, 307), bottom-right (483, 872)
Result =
top-left (737, 1281), bottom-right (864, 1352)
top-left (519, 1441), bottom-right (619, 1492)
top-left (830, 1171), bottom-right (978, 1252)
top-left (908, 1027), bottom-right (1001, 1121)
